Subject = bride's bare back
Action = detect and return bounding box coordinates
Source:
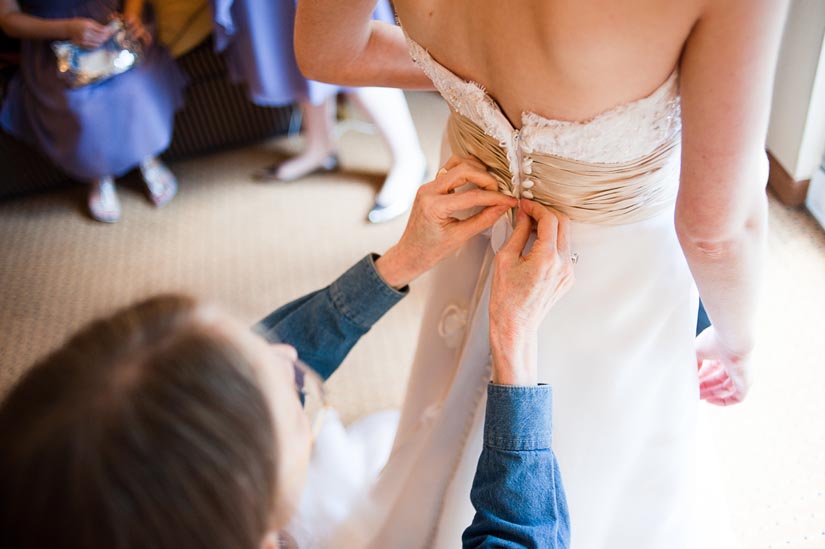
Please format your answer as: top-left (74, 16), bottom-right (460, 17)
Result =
top-left (394, 0), bottom-right (701, 125)
top-left (297, 0), bottom-right (786, 358)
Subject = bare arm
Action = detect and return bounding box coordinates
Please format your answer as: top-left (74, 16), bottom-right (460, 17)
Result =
top-left (0, 0), bottom-right (70, 40)
top-left (676, 0), bottom-right (787, 359)
top-left (294, 0), bottom-right (433, 89)
top-left (0, 0), bottom-right (114, 47)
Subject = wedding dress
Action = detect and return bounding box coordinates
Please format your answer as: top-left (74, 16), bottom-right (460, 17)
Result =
top-left (311, 29), bottom-right (739, 548)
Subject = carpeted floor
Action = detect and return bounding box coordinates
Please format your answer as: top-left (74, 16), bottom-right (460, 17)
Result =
top-left (1, 91), bottom-right (823, 547)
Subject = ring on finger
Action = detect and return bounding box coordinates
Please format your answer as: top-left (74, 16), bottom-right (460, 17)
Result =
top-left (437, 168), bottom-right (449, 177)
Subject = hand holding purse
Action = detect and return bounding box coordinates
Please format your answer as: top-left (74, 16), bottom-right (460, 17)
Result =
top-left (52, 18), bottom-right (144, 88)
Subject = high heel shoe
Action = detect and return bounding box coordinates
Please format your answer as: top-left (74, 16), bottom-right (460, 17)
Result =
top-left (253, 153), bottom-right (340, 182)
top-left (88, 177), bottom-right (121, 223)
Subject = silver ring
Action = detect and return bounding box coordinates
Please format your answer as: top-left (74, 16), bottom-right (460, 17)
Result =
top-left (571, 252), bottom-right (579, 265)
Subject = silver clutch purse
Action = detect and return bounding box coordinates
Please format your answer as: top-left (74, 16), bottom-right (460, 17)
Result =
top-left (52, 19), bottom-right (143, 88)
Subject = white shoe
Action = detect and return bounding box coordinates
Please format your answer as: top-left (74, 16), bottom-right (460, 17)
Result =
top-left (140, 157), bottom-right (178, 207)
top-left (88, 177), bottom-right (121, 223)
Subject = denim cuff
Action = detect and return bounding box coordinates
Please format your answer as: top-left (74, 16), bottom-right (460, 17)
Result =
top-left (328, 254), bottom-right (409, 330)
top-left (484, 384), bottom-right (553, 451)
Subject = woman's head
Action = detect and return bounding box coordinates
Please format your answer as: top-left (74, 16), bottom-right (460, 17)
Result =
top-left (0, 295), bottom-right (312, 549)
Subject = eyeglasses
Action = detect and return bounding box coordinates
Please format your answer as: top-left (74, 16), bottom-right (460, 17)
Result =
top-left (290, 356), bottom-right (330, 442)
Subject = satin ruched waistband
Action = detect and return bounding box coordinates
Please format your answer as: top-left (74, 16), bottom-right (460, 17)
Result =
top-left (447, 110), bottom-right (681, 225)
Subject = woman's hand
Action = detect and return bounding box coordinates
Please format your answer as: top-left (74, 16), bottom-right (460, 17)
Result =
top-left (489, 200), bottom-right (575, 386)
top-left (66, 18), bottom-right (115, 49)
top-left (696, 326), bottom-right (753, 406)
top-left (375, 156), bottom-right (518, 288)
top-left (122, 13), bottom-right (151, 47)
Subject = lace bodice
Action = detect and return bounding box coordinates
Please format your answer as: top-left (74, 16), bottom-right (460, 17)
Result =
top-left (405, 34), bottom-right (682, 165)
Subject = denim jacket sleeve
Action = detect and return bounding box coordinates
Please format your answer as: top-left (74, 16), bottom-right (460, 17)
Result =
top-left (462, 384), bottom-right (571, 549)
top-left (253, 254), bottom-right (407, 380)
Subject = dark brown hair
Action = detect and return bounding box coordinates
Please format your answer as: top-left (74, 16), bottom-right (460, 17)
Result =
top-left (0, 295), bottom-right (277, 549)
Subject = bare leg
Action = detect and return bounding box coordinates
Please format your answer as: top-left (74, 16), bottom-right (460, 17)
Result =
top-left (346, 87), bottom-right (427, 223)
top-left (87, 176), bottom-right (121, 223)
top-left (266, 97), bottom-right (338, 182)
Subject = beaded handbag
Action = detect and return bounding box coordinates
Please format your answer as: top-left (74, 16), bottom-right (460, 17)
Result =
top-left (52, 19), bottom-right (143, 88)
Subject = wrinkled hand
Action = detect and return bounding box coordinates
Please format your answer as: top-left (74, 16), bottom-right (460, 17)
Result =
top-left (67, 18), bottom-right (115, 49)
top-left (123, 13), bottom-right (152, 46)
top-left (489, 200), bottom-right (575, 385)
top-left (696, 326), bottom-right (753, 406)
top-left (376, 155), bottom-right (517, 288)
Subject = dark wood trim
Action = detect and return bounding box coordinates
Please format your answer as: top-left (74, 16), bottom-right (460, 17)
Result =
top-left (768, 151), bottom-right (810, 207)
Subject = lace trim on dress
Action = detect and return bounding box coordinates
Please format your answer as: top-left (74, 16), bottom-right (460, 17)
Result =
top-left (405, 35), bottom-right (514, 145)
top-left (405, 32), bottom-right (682, 164)
top-left (520, 75), bottom-right (682, 164)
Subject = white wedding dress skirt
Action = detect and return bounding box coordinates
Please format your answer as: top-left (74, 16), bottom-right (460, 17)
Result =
top-left (297, 208), bottom-right (735, 548)
top-left (330, 175), bottom-right (704, 549)
top-left (291, 29), bottom-right (741, 548)
top-left (326, 33), bottom-right (725, 549)
top-left (425, 201), bottom-right (701, 549)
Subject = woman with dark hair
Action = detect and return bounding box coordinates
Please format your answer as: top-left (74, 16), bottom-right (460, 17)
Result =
top-left (0, 157), bottom-right (574, 549)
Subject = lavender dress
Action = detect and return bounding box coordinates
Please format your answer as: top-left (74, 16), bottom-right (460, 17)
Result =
top-left (0, 0), bottom-right (186, 181)
top-left (212, 0), bottom-right (395, 107)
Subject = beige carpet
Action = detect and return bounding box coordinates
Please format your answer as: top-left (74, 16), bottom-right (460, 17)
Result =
top-left (1, 91), bottom-right (823, 547)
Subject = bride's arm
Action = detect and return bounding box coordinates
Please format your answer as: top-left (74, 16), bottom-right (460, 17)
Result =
top-left (677, 0), bottom-right (787, 400)
top-left (294, 0), bottom-right (433, 89)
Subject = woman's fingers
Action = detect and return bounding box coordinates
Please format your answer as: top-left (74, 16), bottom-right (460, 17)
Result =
top-left (441, 155), bottom-right (464, 171)
top-left (556, 212), bottom-right (572, 259)
top-left (86, 25), bottom-right (114, 47)
top-left (86, 20), bottom-right (108, 33)
top-left (499, 208), bottom-right (531, 257)
top-left (434, 162), bottom-right (500, 193)
top-left (694, 327), bottom-right (751, 407)
top-left (698, 358), bottom-right (745, 405)
top-left (103, 24), bottom-right (117, 40)
top-left (454, 205), bottom-right (510, 242)
top-left (527, 200), bottom-right (560, 245)
top-left (703, 377), bottom-right (739, 405)
top-left (698, 360), bottom-right (728, 394)
top-left (91, 22), bottom-right (113, 37)
top-left (441, 154), bottom-right (487, 173)
top-left (85, 37), bottom-right (106, 48)
top-left (521, 199), bottom-right (559, 258)
top-left (436, 188), bottom-right (516, 215)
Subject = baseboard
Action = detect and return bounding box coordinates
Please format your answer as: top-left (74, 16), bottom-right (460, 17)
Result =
top-left (768, 152), bottom-right (810, 207)
top-left (806, 164), bottom-right (825, 229)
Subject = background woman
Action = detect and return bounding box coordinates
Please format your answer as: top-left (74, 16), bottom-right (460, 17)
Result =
top-left (211, 0), bottom-right (427, 222)
top-left (0, 0), bottom-right (185, 223)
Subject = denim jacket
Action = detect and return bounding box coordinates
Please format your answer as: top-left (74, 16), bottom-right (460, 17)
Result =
top-left (255, 254), bottom-right (571, 548)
